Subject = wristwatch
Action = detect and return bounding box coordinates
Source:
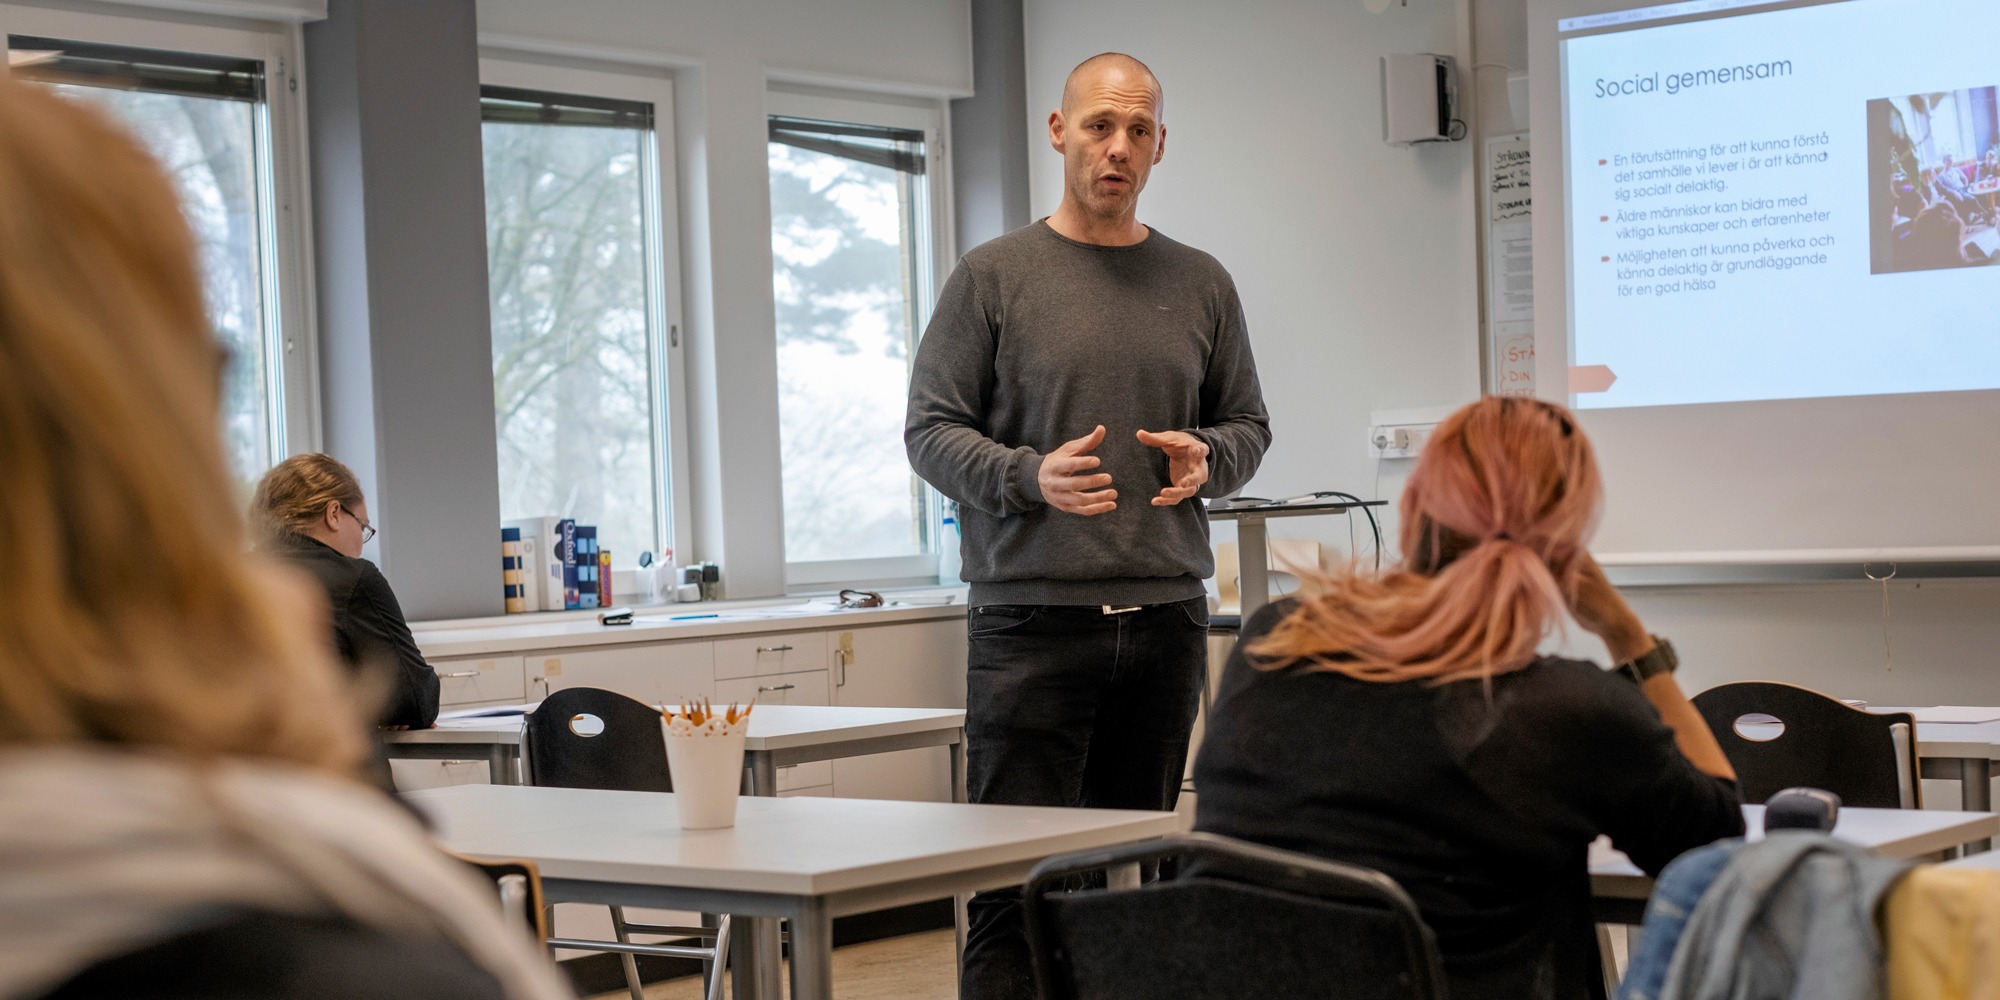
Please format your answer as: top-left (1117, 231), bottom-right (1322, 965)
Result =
top-left (1616, 636), bottom-right (1678, 684)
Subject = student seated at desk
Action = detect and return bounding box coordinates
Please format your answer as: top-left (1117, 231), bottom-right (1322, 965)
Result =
top-left (1194, 396), bottom-right (1742, 1000)
top-left (252, 454), bottom-right (441, 731)
top-left (0, 79), bottom-right (571, 1000)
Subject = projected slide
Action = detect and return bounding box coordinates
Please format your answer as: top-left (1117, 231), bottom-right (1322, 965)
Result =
top-left (1562, 0), bottom-right (2000, 409)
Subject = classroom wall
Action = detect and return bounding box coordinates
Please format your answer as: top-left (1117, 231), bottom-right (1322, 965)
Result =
top-left (1020, 0), bottom-right (1482, 582)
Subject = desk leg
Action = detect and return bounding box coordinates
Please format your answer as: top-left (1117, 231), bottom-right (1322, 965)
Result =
top-left (747, 752), bottom-right (778, 798)
top-left (789, 898), bottom-right (835, 1000)
top-left (738, 752), bottom-right (787, 996)
top-left (1238, 515), bottom-right (1269, 622)
top-left (950, 732), bottom-right (970, 963)
top-left (730, 916), bottom-right (783, 1000)
top-left (1965, 758), bottom-right (1993, 854)
top-left (487, 745), bottom-right (521, 786)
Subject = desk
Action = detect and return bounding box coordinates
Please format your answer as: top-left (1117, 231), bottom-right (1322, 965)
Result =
top-left (384, 704), bottom-right (967, 799)
top-left (406, 784), bottom-right (1180, 1000)
top-left (1590, 803), bottom-right (1998, 915)
top-left (1870, 709), bottom-right (2000, 812)
top-left (1207, 499), bottom-right (1387, 620)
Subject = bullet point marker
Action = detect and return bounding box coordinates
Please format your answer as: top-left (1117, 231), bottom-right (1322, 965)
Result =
top-left (1601, 256), bottom-right (1610, 262)
top-left (1600, 215), bottom-right (1609, 222)
top-left (1598, 159), bottom-right (1608, 165)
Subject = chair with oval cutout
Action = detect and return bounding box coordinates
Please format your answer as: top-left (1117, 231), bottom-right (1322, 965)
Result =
top-left (1691, 681), bottom-right (1919, 809)
top-left (523, 687), bottom-right (731, 1000)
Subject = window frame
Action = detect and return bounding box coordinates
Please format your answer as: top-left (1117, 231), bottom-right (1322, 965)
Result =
top-left (478, 54), bottom-right (692, 566)
top-left (0, 2), bottom-right (322, 468)
top-left (767, 88), bottom-right (953, 590)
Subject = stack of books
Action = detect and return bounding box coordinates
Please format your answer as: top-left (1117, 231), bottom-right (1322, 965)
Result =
top-left (501, 517), bottom-right (612, 612)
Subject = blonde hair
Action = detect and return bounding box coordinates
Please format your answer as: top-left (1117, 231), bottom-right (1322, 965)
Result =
top-left (1248, 396), bottom-right (1602, 684)
top-left (0, 79), bottom-right (367, 773)
top-left (252, 453), bottom-right (365, 542)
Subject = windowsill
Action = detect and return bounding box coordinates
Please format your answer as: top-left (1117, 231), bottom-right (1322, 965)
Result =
top-left (412, 584), bottom-right (969, 659)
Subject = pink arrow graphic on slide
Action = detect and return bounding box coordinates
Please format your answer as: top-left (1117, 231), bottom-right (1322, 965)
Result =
top-left (1569, 364), bottom-right (1617, 393)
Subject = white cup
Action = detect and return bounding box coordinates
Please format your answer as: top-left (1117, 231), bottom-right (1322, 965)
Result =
top-left (663, 723), bottom-right (747, 829)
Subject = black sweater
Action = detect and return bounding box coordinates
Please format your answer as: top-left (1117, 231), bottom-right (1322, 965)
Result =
top-left (1193, 601), bottom-right (1743, 1000)
top-left (264, 534), bottom-right (440, 730)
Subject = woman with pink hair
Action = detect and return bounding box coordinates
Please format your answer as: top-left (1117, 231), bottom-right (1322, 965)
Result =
top-left (1194, 395), bottom-right (1739, 1000)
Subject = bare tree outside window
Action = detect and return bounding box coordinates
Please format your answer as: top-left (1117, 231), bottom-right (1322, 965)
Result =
top-left (483, 111), bottom-right (662, 566)
top-left (43, 84), bottom-right (273, 484)
top-left (770, 125), bottom-right (932, 564)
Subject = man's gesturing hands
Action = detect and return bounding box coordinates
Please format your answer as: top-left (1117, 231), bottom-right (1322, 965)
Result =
top-left (1036, 426), bottom-right (1210, 516)
top-left (1135, 429), bottom-right (1209, 506)
top-left (1038, 425), bottom-right (1118, 515)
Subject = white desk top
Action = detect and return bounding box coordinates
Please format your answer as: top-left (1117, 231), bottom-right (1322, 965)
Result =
top-left (405, 784), bottom-right (1179, 897)
top-left (1871, 707), bottom-right (2000, 760)
top-left (412, 594), bottom-right (967, 659)
top-left (384, 704), bottom-right (964, 751)
top-left (1590, 804), bottom-right (1999, 894)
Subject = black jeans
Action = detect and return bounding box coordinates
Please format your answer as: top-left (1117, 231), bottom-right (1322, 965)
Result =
top-left (958, 598), bottom-right (1209, 1000)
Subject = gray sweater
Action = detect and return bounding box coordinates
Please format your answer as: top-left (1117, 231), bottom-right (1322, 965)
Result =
top-left (906, 221), bottom-right (1270, 606)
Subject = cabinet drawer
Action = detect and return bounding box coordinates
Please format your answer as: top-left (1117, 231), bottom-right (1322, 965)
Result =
top-left (432, 655), bottom-right (525, 706)
top-left (717, 671), bottom-right (830, 791)
top-left (535, 642), bottom-right (713, 705)
top-left (716, 670), bottom-right (829, 707)
top-left (714, 632), bottom-right (827, 679)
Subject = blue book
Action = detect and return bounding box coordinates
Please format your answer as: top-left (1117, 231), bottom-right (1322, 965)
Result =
top-left (559, 519), bottom-right (579, 609)
top-left (576, 525), bottom-right (600, 609)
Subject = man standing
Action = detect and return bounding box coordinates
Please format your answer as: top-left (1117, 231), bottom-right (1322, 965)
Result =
top-left (905, 52), bottom-right (1271, 998)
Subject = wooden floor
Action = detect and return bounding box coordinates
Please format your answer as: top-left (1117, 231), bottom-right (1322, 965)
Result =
top-left (590, 929), bottom-right (957, 1000)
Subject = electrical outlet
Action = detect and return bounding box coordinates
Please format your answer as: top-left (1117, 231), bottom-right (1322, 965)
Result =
top-left (1368, 422), bottom-right (1435, 459)
top-left (1368, 406), bottom-right (1452, 460)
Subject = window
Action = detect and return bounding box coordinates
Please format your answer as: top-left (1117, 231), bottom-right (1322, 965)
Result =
top-left (6, 14), bottom-right (310, 484)
top-left (480, 62), bottom-right (683, 568)
top-left (768, 95), bottom-right (945, 583)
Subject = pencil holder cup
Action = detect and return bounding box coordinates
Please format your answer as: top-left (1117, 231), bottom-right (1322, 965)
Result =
top-left (663, 715), bottom-right (748, 829)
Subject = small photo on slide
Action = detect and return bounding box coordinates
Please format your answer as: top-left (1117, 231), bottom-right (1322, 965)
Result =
top-left (1868, 86), bottom-right (2000, 274)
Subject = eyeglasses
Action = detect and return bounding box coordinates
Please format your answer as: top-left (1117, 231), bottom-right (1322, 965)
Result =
top-left (339, 504), bottom-right (377, 544)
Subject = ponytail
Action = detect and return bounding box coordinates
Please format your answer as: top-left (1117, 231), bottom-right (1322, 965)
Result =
top-left (1247, 397), bottom-right (1599, 684)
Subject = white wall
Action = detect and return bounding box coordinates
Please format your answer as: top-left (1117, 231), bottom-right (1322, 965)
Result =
top-left (474, 0), bottom-right (972, 597)
top-left (1022, 0), bottom-right (1483, 576)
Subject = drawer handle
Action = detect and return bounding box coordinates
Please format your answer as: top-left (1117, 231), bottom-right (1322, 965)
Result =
top-left (437, 671), bottom-right (481, 679)
top-left (756, 644), bottom-right (794, 653)
top-left (758, 684), bottom-right (796, 693)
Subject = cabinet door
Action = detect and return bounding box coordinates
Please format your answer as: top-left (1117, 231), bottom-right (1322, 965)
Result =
top-left (432, 655), bottom-right (526, 706)
top-left (534, 641), bottom-right (714, 706)
top-left (717, 671), bottom-right (832, 791)
top-left (829, 619), bottom-right (967, 802)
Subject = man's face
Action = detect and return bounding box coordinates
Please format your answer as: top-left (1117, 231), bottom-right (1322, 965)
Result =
top-left (1051, 64), bottom-right (1164, 220)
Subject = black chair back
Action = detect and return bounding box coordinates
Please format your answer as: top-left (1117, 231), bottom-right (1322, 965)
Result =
top-left (1024, 833), bottom-right (1446, 1000)
top-left (523, 687), bottom-right (672, 792)
top-left (1692, 681), bottom-right (1918, 809)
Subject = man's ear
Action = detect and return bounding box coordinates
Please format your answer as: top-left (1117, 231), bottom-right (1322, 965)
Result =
top-left (1154, 123), bottom-right (1167, 165)
top-left (1048, 109), bottom-right (1066, 154)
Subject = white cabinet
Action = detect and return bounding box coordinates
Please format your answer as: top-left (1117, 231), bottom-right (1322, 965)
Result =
top-left (535, 641), bottom-right (713, 706)
top-left (714, 631), bottom-right (828, 679)
top-left (829, 619), bottom-right (967, 802)
top-left (433, 654), bottom-right (526, 706)
top-left (718, 670), bottom-right (833, 792)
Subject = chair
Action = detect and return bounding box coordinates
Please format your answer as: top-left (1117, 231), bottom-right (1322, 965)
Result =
top-left (450, 852), bottom-right (548, 947)
top-left (1023, 832), bottom-right (1447, 1000)
top-left (523, 687), bottom-right (732, 1000)
top-left (1692, 681), bottom-right (1920, 808)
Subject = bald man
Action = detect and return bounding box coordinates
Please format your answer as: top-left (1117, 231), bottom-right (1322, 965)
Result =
top-left (906, 52), bottom-right (1270, 998)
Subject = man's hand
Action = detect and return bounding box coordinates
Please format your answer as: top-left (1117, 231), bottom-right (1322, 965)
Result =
top-left (1136, 429), bottom-right (1209, 506)
top-left (1038, 425), bottom-right (1117, 515)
